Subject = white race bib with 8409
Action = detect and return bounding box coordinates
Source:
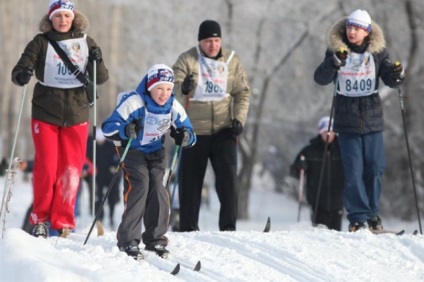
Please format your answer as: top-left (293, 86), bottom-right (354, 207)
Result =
top-left (338, 51), bottom-right (377, 97)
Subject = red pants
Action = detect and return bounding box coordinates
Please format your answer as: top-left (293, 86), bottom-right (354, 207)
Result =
top-left (30, 119), bottom-right (88, 230)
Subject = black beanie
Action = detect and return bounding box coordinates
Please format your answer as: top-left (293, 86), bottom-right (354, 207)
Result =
top-left (198, 20), bottom-right (221, 41)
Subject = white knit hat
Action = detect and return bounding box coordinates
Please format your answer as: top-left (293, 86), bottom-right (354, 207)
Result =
top-left (346, 9), bottom-right (372, 32)
top-left (318, 116), bottom-right (333, 133)
top-left (146, 64), bottom-right (175, 91)
top-left (48, 0), bottom-right (75, 20)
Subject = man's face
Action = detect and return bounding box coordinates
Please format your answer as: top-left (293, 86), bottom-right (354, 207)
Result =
top-left (199, 37), bottom-right (222, 57)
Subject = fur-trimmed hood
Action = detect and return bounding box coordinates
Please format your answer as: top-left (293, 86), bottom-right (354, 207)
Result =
top-left (327, 17), bottom-right (386, 54)
top-left (39, 10), bottom-right (89, 33)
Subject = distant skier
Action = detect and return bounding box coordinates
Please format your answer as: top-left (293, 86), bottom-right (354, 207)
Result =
top-left (290, 116), bottom-right (344, 231)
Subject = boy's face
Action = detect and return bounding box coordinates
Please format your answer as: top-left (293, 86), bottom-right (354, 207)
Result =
top-left (346, 26), bottom-right (369, 45)
top-left (150, 83), bottom-right (173, 106)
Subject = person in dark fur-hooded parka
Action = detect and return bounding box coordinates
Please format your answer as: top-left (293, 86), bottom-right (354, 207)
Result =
top-left (11, 0), bottom-right (109, 238)
top-left (314, 9), bottom-right (404, 232)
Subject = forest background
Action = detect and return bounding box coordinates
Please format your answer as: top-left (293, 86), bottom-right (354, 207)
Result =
top-left (1, 0), bottom-right (423, 222)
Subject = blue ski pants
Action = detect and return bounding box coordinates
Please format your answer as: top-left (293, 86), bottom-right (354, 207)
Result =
top-left (338, 131), bottom-right (386, 225)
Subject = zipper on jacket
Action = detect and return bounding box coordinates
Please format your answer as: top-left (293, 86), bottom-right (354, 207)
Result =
top-left (357, 99), bottom-right (364, 133)
top-left (211, 102), bottom-right (214, 134)
top-left (63, 91), bottom-right (69, 127)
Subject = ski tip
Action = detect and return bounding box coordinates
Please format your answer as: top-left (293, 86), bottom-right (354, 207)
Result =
top-left (263, 216), bottom-right (271, 233)
top-left (395, 230), bottom-right (405, 236)
top-left (193, 260), bottom-right (201, 272)
top-left (171, 263), bottom-right (180, 275)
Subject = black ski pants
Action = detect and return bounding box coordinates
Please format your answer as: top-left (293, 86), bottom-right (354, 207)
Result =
top-left (117, 148), bottom-right (169, 248)
top-left (178, 128), bottom-right (238, 231)
top-left (312, 207), bottom-right (343, 231)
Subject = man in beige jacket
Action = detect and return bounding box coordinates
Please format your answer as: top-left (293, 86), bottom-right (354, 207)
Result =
top-left (173, 20), bottom-right (251, 231)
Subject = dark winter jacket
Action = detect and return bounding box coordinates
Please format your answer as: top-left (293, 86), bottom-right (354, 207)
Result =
top-left (11, 11), bottom-right (109, 127)
top-left (290, 135), bottom-right (344, 211)
top-left (314, 18), bottom-right (403, 134)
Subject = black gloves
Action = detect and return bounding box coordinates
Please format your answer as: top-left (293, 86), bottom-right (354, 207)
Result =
top-left (296, 155), bottom-right (307, 171)
top-left (16, 68), bottom-right (33, 86)
top-left (391, 62), bottom-right (405, 82)
top-left (181, 74), bottom-right (195, 95)
top-left (88, 47), bottom-right (102, 62)
top-left (125, 119), bottom-right (142, 139)
top-left (332, 49), bottom-right (348, 69)
top-left (170, 127), bottom-right (189, 146)
top-left (232, 119), bottom-right (243, 136)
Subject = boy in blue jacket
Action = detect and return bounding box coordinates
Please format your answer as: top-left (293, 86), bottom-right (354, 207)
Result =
top-left (102, 64), bottom-right (196, 260)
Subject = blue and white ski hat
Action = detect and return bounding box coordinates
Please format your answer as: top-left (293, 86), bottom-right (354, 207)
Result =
top-left (146, 64), bottom-right (174, 91)
top-left (318, 116), bottom-right (333, 133)
top-left (346, 9), bottom-right (372, 32)
top-left (48, 0), bottom-right (75, 20)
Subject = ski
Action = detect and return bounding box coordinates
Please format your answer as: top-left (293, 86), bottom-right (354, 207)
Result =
top-left (413, 230), bottom-right (418, 235)
top-left (170, 263), bottom-right (180, 275)
top-left (263, 216), bottom-right (271, 233)
top-left (170, 260), bottom-right (201, 272)
top-left (193, 260), bottom-right (201, 271)
top-left (143, 259), bottom-right (180, 275)
top-left (148, 260), bottom-right (199, 275)
top-left (370, 229), bottom-right (405, 236)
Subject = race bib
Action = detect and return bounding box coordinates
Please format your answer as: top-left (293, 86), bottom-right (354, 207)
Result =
top-left (191, 46), bottom-right (231, 101)
top-left (338, 51), bottom-right (377, 97)
top-left (43, 35), bottom-right (89, 88)
top-left (141, 110), bottom-right (172, 145)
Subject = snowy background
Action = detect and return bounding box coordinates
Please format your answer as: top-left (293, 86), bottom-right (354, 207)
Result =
top-left (1, 169), bottom-right (423, 282)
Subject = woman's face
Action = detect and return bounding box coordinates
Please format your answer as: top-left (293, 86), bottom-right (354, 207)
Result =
top-left (346, 26), bottom-right (369, 45)
top-left (150, 83), bottom-right (173, 106)
top-left (51, 11), bottom-right (74, 33)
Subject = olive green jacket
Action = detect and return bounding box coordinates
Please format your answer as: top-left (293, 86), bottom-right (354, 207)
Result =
top-left (173, 46), bottom-right (251, 135)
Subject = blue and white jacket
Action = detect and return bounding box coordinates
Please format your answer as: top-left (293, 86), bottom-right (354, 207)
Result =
top-left (102, 76), bottom-right (196, 153)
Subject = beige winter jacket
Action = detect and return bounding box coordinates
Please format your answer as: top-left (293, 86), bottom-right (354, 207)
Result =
top-left (173, 47), bottom-right (251, 135)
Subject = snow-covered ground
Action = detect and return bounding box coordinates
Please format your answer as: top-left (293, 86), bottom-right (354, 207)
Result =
top-left (1, 170), bottom-right (423, 281)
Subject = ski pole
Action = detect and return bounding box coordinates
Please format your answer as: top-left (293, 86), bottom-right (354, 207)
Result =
top-left (91, 59), bottom-right (97, 219)
top-left (168, 91), bottom-right (190, 208)
top-left (313, 49), bottom-right (344, 225)
top-left (165, 145), bottom-right (182, 193)
top-left (397, 83), bottom-right (422, 234)
top-left (0, 84), bottom-right (28, 220)
top-left (83, 138), bottom-right (132, 245)
top-left (169, 146), bottom-right (183, 208)
top-left (297, 155), bottom-right (305, 223)
top-left (168, 89), bottom-right (190, 223)
top-left (1, 158), bottom-right (21, 238)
